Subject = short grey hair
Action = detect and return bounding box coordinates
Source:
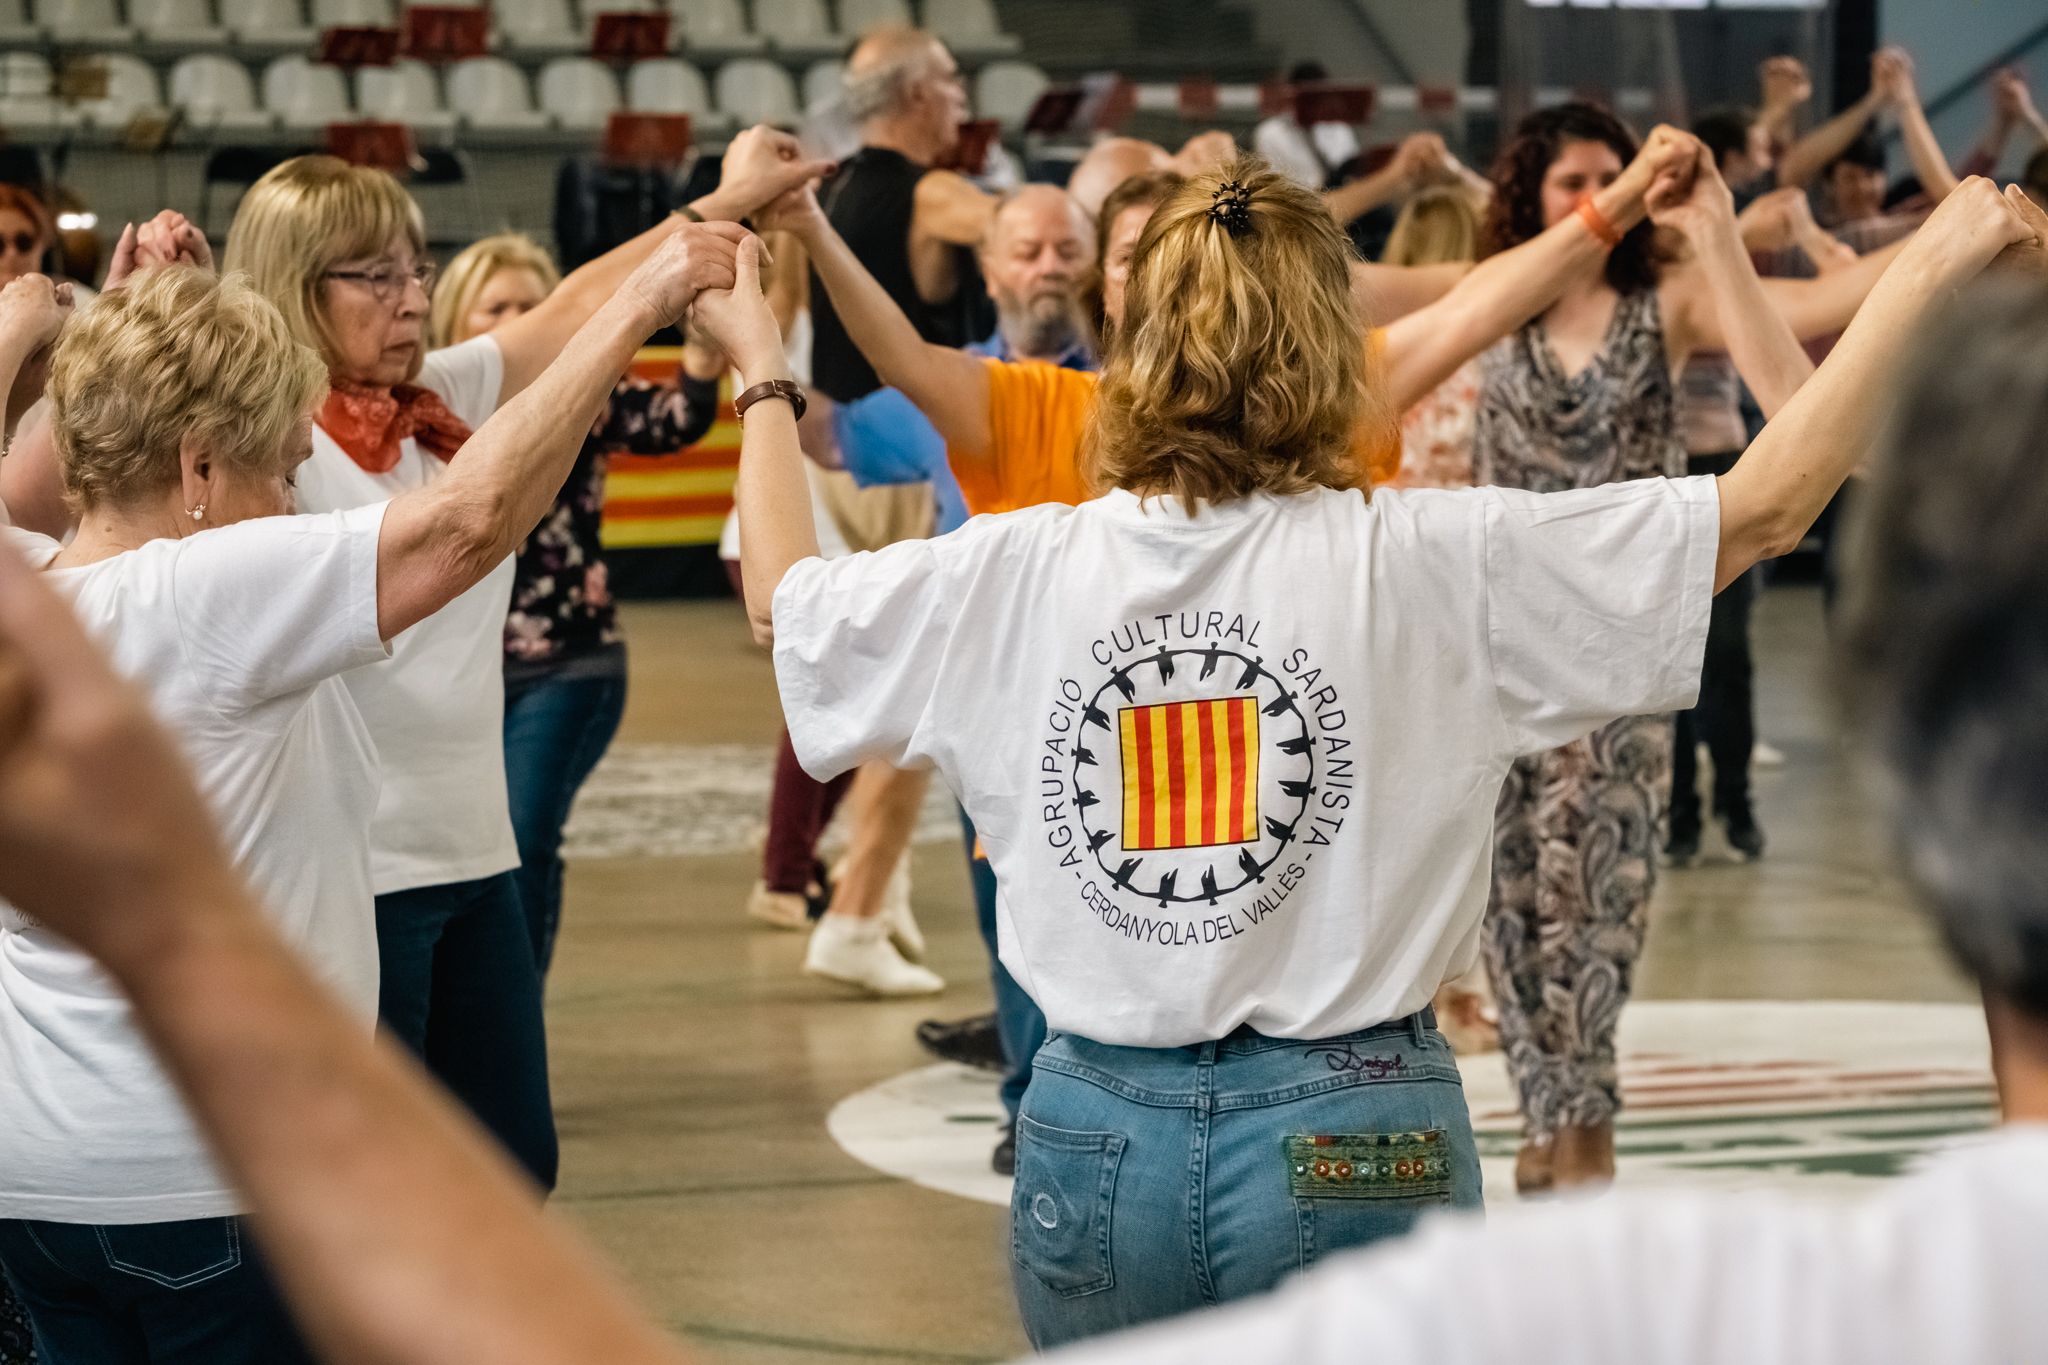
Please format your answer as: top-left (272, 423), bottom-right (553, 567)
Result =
top-left (843, 45), bottom-right (939, 122)
top-left (1837, 278), bottom-right (2048, 1017)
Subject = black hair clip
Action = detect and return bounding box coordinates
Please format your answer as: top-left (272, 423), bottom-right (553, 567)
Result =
top-left (1209, 180), bottom-right (1254, 236)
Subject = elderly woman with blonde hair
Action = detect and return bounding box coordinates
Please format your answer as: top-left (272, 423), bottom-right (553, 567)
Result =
top-left (729, 160), bottom-right (2033, 1347)
top-left (219, 129), bottom-right (821, 1190)
top-left (428, 232), bottom-right (726, 975)
top-left (0, 223), bottom-right (748, 1364)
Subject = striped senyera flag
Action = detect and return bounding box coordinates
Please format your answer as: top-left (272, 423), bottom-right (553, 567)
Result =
top-left (1117, 697), bottom-right (1260, 851)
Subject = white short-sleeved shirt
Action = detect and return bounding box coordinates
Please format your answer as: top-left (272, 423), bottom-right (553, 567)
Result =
top-left (294, 336), bottom-right (516, 895)
top-left (774, 479), bottom-right (1717, 1047)
top-left (1038, 1124), bottom-right (2048, 1365)
top-left (0, 504), bottom-right (389, 1222)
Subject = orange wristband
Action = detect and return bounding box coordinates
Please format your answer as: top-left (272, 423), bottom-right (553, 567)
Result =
top-left (1574, 192), bottom-right (1623, 248)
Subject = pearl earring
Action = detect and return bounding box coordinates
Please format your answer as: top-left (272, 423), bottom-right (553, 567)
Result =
top-left (188, 504), bottom-right (205, 522)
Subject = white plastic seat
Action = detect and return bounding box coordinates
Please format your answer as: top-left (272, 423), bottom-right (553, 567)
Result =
top-left (625, 56), bottom-right (719, 121)
top-left (225, 0), bottom-right (314, 50)
top-left (536, 55), bottom-right (619, 130)
top-left (493, 0), bottom-right (580, 52)
top-left (307, 0), bottom-right (389, 26)
top-left (36, 0), bottom-right (133, 44)
top-left (357, 57), bottom-right (453, 132)
top-left (801, 57), bottom-right (843, 112)
top-left (131, 0), bottom-right (225, 45)
top-left (974, 58), bottom-right (1044, 126)
top-left (837, 0), bottom-right (908, 38)
top-left (445, 55), bottom-right (550, 132)
top-left (0, 52), bottom-right (61, 133)
top-left (79, 52), bottom-right (164, 126)
top-left (922, 0), bottom-right (1018, 56)
top-left (577, 0), bottom-right (654, 18)
top-left (668, 0), bottom-right (760, 57)
top-left (261, 53), bottom-right (351, 127)
top-left (714, 57), bottom-right (798, 127)
top-left (752, 0), bottom-right (838, 59)
top-left (167, 52), bottom-right (274, 129)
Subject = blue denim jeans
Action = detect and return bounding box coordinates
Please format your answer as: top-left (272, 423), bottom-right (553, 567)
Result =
top-left (376, 871), bottom-right (558, 1192)
top-left (504, 646), bottom-right (628, 975)
top-left (0, 1217), bottom-right (313, 1365)
top-left (963, 811), bottom-right (1047, 1122)
top-left (1010, 1012), bottom-right (1482, 1349)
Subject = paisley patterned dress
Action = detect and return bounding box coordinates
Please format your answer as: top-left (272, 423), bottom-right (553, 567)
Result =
top-left (1473, 287), bottom-right (1684, 1141)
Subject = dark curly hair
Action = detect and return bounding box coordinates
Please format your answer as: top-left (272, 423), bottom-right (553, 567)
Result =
top-left (1482, 101), bottom-right (1665, 295)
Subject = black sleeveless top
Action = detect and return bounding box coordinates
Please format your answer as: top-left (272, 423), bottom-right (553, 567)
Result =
top-left (809, 146), bottom-right (990, 402)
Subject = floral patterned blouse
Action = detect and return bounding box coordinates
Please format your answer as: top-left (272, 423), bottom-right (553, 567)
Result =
top-left (503, 370), bottom-right (720, 668)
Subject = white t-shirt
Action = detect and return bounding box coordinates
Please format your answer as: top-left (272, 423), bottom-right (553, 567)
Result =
top-left (0, 504), bottom-right (389, 1222)
top-left (774, 479), bottom-right (1717, 1047)
top-left (294, 335), bottom-right (517, 895)
top-left (1251, 116), bottom-right (1362, 190)
top-left (1040, 1124), bottom-right (2048, 1365)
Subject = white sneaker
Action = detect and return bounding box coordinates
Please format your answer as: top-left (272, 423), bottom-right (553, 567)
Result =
top-left (745, 881), bottom-right (811, 931)
top-left (1753, 739), bottom-right (1787, 769)
top-left (805, 913), bottom-right (946, 997)
top-left (831, 854), bottom-right (926, 962)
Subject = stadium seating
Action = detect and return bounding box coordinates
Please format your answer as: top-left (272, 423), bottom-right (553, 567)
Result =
top-left (669, 0), bottom-right (764, 59)
top-left (974, 58), bottom-right (1046, 127)
top-left (260, 52), bottom-right (350, 128)
top-left (536, 55), bottom-right (620, 130)
top-left (752, 0), bottom-right (839, 61)
top-left (714, 56), bottom-right (800, 127)
top-left (167, 50), bottom-right (272, 130)
top-left (445, 54), bottom-right (552, 133)
top-left (923, 0), bottom-right (1021, 58)
top-left (357, 57), bottom-right (455, 133)
top-left (625, 56), bottom-right (726, 130)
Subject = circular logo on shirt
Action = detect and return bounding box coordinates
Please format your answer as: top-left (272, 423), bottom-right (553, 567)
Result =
top-left (1037, 611), bottom-right (1353, 948)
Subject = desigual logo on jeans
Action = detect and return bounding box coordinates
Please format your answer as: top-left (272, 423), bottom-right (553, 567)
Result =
top-left (1037, 608), bottom-right (1353, 949)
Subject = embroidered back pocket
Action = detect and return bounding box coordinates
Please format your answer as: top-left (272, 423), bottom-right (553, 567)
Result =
top-left (1287, 1131), bottom-right (1452, 1270)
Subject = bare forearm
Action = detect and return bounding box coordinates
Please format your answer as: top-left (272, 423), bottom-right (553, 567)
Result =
top-left (799, 219), bottom-right (990, 449)
top-left (1324, 165), bottom-right (1407, 227)
top-left (1778, 92), bottom-right (1881, 188)
top-left (1897, 98), bottom-right (1960, 201)
top-left (1716, 226), bottom-right (1990, 587)
top-left (1382, 177), bottom-right (1634, 409)
top-left (380, 296), bottom-right (655, 639)
top-left (118, 895), bottom-right (692, 1365)
top-left (0, 406), bottom-right (71, 538)
top-left (1693, 225), bottom-right (1814, 420)
top-left (735, 391), bottom-right (815, 647)
top-left (1759, 233), bottom-right (1910, 339)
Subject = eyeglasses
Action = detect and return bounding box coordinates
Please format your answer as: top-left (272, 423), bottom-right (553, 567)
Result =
top-left (1, 233), bottom-right (39, 256)
top-left (324, 261), bottom-right (437, 302)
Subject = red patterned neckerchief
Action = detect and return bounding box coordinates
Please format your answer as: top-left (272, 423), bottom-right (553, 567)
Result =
top-left (318, 379), bottom-right (473, 474)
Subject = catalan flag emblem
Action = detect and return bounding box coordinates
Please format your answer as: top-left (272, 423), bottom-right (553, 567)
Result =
top-left (1118, 697), bottom-right (1260, 851)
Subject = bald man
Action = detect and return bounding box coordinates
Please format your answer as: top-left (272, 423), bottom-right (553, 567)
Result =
top-left (809, 25), bottom-right (1001, 403)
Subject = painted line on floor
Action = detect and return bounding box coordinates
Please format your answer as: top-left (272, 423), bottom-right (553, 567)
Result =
top-left (675, 1321), bottom-right (1003, 1364)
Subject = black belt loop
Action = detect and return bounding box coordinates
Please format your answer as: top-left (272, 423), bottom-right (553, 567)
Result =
top-left (1409, 1007), bottom-right (1434, 1049)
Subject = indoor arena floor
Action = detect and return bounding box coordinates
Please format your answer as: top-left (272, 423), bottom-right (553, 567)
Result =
top-left (538, 580), bottom-right (1977, 1365)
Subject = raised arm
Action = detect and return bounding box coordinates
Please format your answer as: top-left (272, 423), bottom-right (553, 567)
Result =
top-left (913, 168), bottom-right (1000, 246)
top-left (1883, 50), bottom-right (1960, 203)
top-left (1754, 232), bottom-right (1911, 338)
top-left (1654, 142), bottom-right (1815, 418)
top-left (692, 238), bottom-right (815, 647)
top-left (1714, 179), bottom-right (2037, 590)
top-left (0, 276), bottom-right (77, 539)
top-left (764, 183), bottom-right (994, 455)
top-left (1755, 55), bottom-right (1813, 149)
top-left (1777, 63), bottom-right (1888, 189)
top-left (0, 546), bottom-right (698, 1365)
top-left (1324, 133), bottom-right (1447, 228)
top-left (373, 225), bottom-right (746, 642)
top-left (489, 127), bottom-right (831, 407)
top-left (1377, 125), bottom-right (1689, 410)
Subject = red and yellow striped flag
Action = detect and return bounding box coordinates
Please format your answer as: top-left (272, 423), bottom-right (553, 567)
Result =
top-left (1118, 697), bottom-right (1260, 851)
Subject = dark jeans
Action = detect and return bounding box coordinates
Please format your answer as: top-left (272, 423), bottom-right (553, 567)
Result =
top-left (376, 871), bottom-right (558, 1192)
top-left (504, 646), bottom-right (628, 974)
top-left (964, 811), bottom-right (1046, 1123)
top-left (1672, 450), bottom-right (1758, 830)
top-left (0, 1217), bottom-right (312, 1365)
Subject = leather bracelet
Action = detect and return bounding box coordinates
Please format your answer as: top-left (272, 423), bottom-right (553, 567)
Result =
top-left (734, 378), bottom-right (806, 423)
top-left (673, 203), bottom-right (706, 223)
top-left (1574, 192), bottom-right (1623, 248)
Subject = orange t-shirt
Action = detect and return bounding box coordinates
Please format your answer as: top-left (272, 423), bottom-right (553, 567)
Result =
top-left (949, 332), bottom-right (1399, 518)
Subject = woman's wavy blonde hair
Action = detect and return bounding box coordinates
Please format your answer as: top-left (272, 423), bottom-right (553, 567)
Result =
top-left (429, 232), bottom-right (560, 349)
top-left (1084, 157), bottom-right (1384, 503)
top-left (46, 265), bottom-right (326, 509)
top-left (1381, 186), bottom-right (1483, 267)
top-left (222, 155), bottom-right (427, 376)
